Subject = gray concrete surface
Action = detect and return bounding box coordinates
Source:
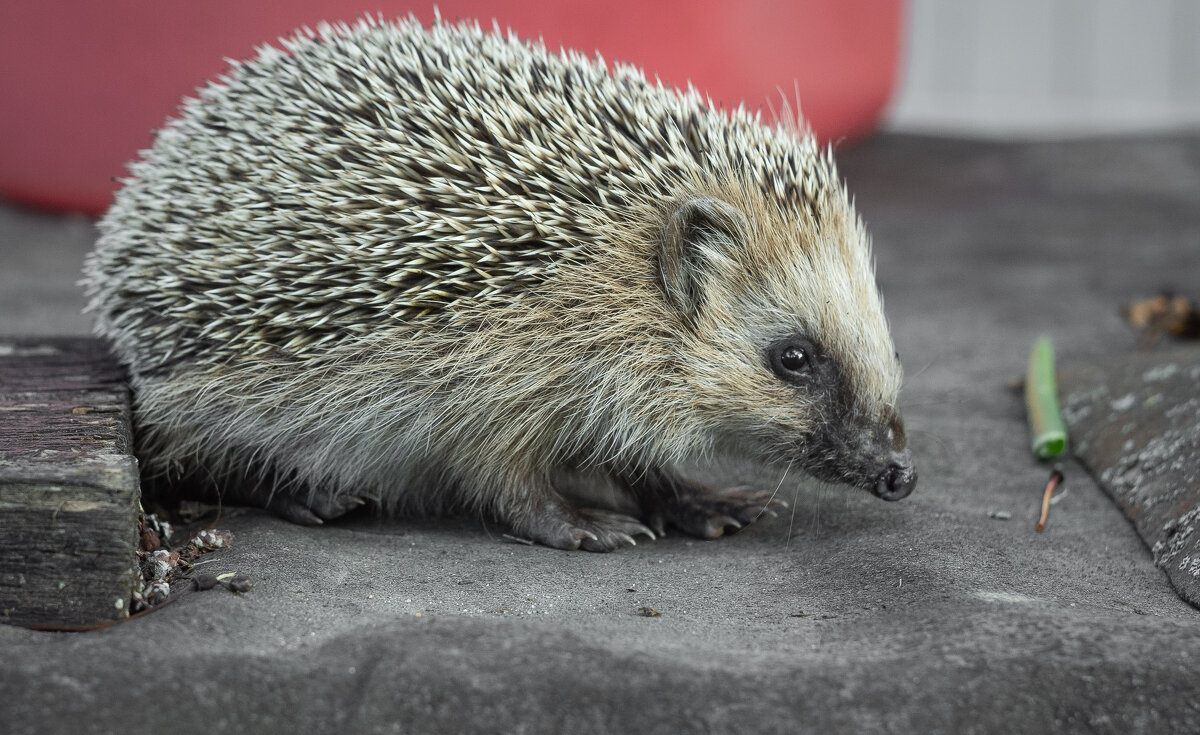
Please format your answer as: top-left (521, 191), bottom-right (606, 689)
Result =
top-left (4, 134), bottom-right (1200, 733)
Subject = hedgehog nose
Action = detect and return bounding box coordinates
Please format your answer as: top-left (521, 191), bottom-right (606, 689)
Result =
top-left (873, 453), bottom-right (917, 501)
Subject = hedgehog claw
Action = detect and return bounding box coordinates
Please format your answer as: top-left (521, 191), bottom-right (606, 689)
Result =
top-left (265, 498), bottom-right (326, 526)
top-left (520, 498), bottom-right (655, 552)
top-left (647, 513), bottom-right (667, 538)
top-left (640, 481), bottom-right (781, 540)
top-left (576, 508), bottom-right (656, 551)
top-left (262, 492), bottom-right (370, 525)
top-left (582, 530), bottom-right (638, 552)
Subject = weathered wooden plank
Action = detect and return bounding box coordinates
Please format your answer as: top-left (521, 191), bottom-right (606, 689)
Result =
top-left (1060, 347), bottom-right (1200, 610)
top-left (0, 338), bottom-right (140, 626)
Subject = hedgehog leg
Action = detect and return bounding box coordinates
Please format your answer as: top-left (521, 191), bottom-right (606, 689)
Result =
top-left (206, 483), bottom-right (369, 526)
top-left (260, 492), bottom-right (369, 526)
top-left (515, 487), bottom-right (656, 552)
top-left (141, 463), bottom-right (370, 525)
top-left (621, 469), bottom-right (785, 540)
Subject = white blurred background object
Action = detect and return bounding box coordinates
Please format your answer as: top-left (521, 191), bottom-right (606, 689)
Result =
top-left (887, 0), bottom-right (1200, 137)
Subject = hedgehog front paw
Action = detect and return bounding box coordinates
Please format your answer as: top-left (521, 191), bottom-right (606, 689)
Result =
top-left (652, 484), bottom-right (785, 540)
top-left (262, 492), bottom-right (368, 525)
top-left (575, 508), bottom-right (658, 551)
top-left (519, 500), bottom-right (656, 552)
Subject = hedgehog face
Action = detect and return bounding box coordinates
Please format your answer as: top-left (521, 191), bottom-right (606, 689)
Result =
top-left (660, 194), bottom-right (915, 500)
top-left (757, 330), bottom-right (915, 501)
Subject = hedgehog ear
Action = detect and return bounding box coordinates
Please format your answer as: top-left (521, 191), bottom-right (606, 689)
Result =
top-left (658, 197), bottom-right (749, 318)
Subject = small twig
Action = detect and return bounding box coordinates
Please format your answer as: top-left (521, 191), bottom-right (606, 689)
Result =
top-left (1036, 469), bottom-right (1064, 532)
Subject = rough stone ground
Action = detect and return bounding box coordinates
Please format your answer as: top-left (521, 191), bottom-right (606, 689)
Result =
top-left (4, 134), bottom-right (1200, 734)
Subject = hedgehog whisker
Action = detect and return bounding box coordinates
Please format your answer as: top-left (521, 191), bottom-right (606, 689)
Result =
top-left (758, 458), bottom-right (793, 525)
top-left (906, 427), bottom-right (952, 455)
top-left (785, 492), bottom-right (797, 550)
top-left (901, 353), bottom-right (942, 386)
top-left (898, 397), bottom-right (968, 409)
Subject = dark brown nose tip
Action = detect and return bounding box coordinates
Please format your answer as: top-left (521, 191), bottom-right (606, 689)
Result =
top-left (873, 459), bottom-right (917, 501)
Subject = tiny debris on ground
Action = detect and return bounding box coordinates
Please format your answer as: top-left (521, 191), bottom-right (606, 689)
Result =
top-left (133, 511), bottom-right (249, 614)
top-left (1124, 293), bottom-right (1200, 349)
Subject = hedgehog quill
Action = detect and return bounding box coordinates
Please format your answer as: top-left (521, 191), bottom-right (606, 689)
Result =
top-left (85, 16), bottom-right (916, 551)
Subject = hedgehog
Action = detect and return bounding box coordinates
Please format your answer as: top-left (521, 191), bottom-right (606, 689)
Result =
top-left (84, 15), bottom-right (916, 551)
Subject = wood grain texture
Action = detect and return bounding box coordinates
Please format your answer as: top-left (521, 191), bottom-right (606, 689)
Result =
top-left (1060, 347), bottom-right (1200, 610)
top-left (0, 337), bottom-right (140, 626)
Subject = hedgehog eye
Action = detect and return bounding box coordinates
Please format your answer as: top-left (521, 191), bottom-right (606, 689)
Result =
top-left (780, 346), bottom-right (808, 371)
top-left (769, 339), bottom-right (815, 383)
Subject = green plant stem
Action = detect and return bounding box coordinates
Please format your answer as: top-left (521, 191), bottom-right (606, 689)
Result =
top-left (1025, 335), bottom-right (1068, 459)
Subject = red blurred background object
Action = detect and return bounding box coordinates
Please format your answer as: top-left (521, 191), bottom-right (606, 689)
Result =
top-left (0, 1), bottom-right (903, 215)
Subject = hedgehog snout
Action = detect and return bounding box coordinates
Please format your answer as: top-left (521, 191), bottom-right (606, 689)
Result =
top-left (871, 450), bottom-right (917, 501)
top-left (857, 414), bottom-right (916, 501)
